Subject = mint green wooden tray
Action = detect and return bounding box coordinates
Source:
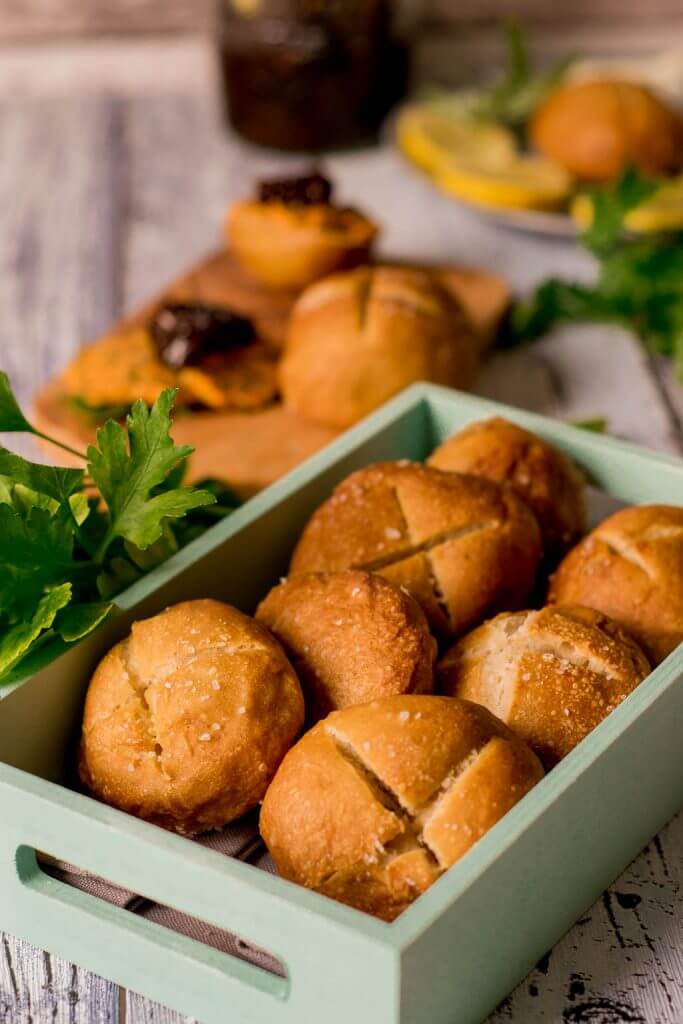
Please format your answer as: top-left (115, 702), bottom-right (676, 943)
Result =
top-left (1, 384), bottom-right (682, 1024)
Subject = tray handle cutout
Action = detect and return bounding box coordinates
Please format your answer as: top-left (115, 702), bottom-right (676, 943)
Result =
top-left (15, 844), bottom-right (290, 1001)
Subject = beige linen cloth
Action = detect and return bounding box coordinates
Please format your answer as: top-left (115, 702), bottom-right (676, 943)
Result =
top-left (39, 815), bottom-right (285, 977)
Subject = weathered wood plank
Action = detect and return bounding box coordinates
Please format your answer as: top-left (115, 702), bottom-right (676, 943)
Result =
top-left (0, 935), bottom-right (118, 1024)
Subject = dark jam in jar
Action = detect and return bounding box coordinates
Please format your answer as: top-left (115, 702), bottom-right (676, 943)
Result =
top-left (218, 0), bottom-right (409, 151)
top-left (150, 303), bottom-right (255, 370)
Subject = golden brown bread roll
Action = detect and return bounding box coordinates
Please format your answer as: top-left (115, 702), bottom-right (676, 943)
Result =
top-left (530, 79), bottom-right (683, 182)
top-left (279, 266), bottom-right (479, 429)
top-left (438, 604), bottom-right (650, 768)
top-left (428, 417), bottom-right (586, 562)
top-left (260, 695), bottom-right (543, 920)
top-left (79, 600), bottom-right (304, 835)
top-left (227, 201), bottom-right (377, 290)
top-left (256, 571), bottom-right (436, 723)
top-left (289, 461), bottom-right (542, 638)
top-left (548, 504), bottom-right (683, 665)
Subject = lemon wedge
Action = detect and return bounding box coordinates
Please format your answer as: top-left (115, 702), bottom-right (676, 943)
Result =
top-left (436, 156), bottom-right (573, 212)
top-left (396, 103), bottom-right (517, 177)
top-left (572, 178), bottom-right (683, 234)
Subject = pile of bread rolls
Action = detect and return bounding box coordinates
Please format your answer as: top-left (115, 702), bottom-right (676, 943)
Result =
top-left (79, 416), bottom-right (683, 921)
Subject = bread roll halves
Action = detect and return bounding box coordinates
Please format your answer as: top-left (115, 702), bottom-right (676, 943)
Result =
top-left (548, 504), bottom-right (683, 665)
top-left (256, 571), bottom-right (435, 723)
top-left (260, 695), bottom-right (543, 920)
top-left (289, 461), bottom-right (542, 638)
top-left (79, 600), bottom-right (304, 835)
top-left (438, 604), bottom-right (651, 767)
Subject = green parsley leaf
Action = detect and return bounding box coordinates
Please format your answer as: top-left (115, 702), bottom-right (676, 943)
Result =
top-left (87, 389), bottom-right (215, 557)
top-left (0, 583), bottom-right (72, 677)
top-left (581, 168), bottom-right (659, 255)
top-left (53, 601), bottom-right (113, 643)
top-left (0, 372), bottom-right (35, 433)
top-left (0, 503), bottom-right (83, 617)
top-left (0, 447), bottom-right (83, 503)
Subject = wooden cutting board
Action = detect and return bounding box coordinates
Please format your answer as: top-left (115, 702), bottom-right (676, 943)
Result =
top-left (34, 249), bottom-right (510, 497)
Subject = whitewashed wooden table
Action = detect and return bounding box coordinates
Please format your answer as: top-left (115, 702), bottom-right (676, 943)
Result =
top-left (0, 38), bottom-right (681, 1024)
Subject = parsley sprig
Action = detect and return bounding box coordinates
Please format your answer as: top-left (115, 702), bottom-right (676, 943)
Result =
top-left (0, 375), bottom-right (239, 683)
top-left (508, 169), bottom-right (683, 381)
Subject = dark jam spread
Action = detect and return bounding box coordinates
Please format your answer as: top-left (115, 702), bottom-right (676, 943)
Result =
top-left (150, 303), bottom-right (255, 370)
top-left (258, 170), bottom-right (333, 206)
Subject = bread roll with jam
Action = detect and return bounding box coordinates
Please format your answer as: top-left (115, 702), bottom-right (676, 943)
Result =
top-left (548, 504), bottom-right (683, 665)
top-left (257, 571), bottom-right (436, 723)
top-left (289, 461), bottom-right (542, 639)
top-left (79, 600), bottom-right (304, 835)
top-left (260, 695), bottom-right (543, 921)
top-left (227, 171), bottom-right (377, 290)
top-left (279, 266), bottom-right (479, 429)
top-left (438, 604), bottom-right (651, 768)
top-left (428, 416), bottom-right (586, 563)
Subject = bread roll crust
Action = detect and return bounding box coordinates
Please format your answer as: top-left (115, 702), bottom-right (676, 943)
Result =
top-left (428, 416), bottom-right (586, 562)
top-left (260, 695), bottom-right (543, 920)
top-left (438, 604), bottom-right (651, 767)
top-left (530, 79), bottom-right (683, 182)
top-left (227, 201), bottom-right (377, 290)
top-left (279, 266), bottom-right (479, 429)
top-left (289, 461), bottom-right (542, 638)
top-left (548, 504), bottom-right (683, 665)
top-left (256, 570), bottom-right (436, 723)
top-left (79, 599), bottom-right (304, 835)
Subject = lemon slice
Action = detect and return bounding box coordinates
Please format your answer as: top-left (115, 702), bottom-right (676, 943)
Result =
top-left (572, 178), bottom-right (683, 234)
top-left (396, 103), bottom-right (517, 177)
top-left (436, 156), bottom-right (573, 212)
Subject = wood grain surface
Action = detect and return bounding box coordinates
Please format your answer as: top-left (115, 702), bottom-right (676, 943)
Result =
top-left (0, 48), bottom-right (682, 1024)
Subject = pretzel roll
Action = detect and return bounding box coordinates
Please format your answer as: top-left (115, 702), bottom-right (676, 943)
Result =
top-left (548, 504), bottom-right (683, 665)
top-left (428, 416), bottom-right (586, 562)
top-left (289, 461), bottom-right (542, 638)
top-left (260, 695), bottom-right (543, 920)
top-left (79, 600), bottom-right (304, 835)
top-left (279, 266), bottom-right (479, 429)
top-left (257, 571), bottom-right (436, 723)
top-left (438, 604), bottom-right (651, 768)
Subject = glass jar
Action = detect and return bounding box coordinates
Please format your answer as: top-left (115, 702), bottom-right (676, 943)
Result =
top-left (218, 0), bottom-right (413, 151)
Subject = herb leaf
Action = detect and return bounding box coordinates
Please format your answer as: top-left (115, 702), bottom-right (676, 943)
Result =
top-left (0, 583), bottom-right (72, 677)
top-left (0, 447), bottom-right (84, 503)
top-left (87, 389), bottom-right (216, 556)
top-left (0, 372), bottom-right (35, 434)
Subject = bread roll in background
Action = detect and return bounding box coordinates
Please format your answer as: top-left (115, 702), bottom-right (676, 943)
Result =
top-left (428, 417), bottom-right (586, 563)
top-left (257, 571), bottom-right (436, 723)
top-left (548, 505), bottom-right (683, 665)
top-left (260, 695), bottom-right (543, 921)
top-left (227, 201), bottom-right (377, 290)
top-left (529, 79), bottom-right (683, 182)
top-left (289, 461), bottom-right (542, 639)
top-left (79, 600), bottom-right (304, 835)
top-left (438, 604), bottom-right (651, 768)
top-left (279, 266), bottom-right (479, 429)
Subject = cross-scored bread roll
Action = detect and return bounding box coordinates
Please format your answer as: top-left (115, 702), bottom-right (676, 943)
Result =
top-left (428, 416), bottom-right (586, 563)
top-left (260, 695), bottom-right (543, 920)
top-left (289, 462), bottom-right (542, 638)
top-left (548, 505), bottom-right (683, 665)
top-left (79, 600), bottom-right (304, 835)
top-left (256, 571), bottom-right (436, 723)
top-left (279, 266), bottom-right (479, 429)
top-left (438, 604), bottom-right (651, 768)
